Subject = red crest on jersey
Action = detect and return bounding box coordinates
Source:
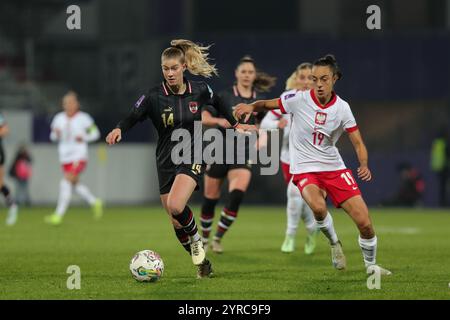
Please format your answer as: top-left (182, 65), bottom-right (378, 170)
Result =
top-left (315, 112), bottom-right (327, 125)
top-left (189, 102), bottom-right (198, 114)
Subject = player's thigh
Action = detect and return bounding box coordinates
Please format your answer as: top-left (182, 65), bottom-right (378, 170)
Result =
top-left (203, 175), bottom-right (223, 199)
top-left (166, 174), bottom-right (197, 214)
top-left (227, 168), bottom-right (252, 192)
top-left (340, 195), bottom-right (373, 230)
top-left (300, 184), bottom-right (327, 217)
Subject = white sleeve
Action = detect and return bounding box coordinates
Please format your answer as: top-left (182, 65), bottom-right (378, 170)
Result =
top-left (341, 103), bottom-right (358, 132)
top-left (278, 90), bottom-right (303, 114)
top-left (83, 114), bottom-right (100, 142)
top-left (260, 110), bottom-right (282, 130)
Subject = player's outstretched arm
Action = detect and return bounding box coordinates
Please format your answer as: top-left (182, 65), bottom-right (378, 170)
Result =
top-left (234, 99), bottom-right (279, 123)
top-left (348, 129), bottom-right (372, 181)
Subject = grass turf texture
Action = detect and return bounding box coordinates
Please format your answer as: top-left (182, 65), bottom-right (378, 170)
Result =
top-left (0, 206), bottom-right (449, 300)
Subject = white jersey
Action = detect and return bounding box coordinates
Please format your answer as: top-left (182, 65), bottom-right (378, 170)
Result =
top-left (278, 89), bottom-right (358, 174)
top-left (260, 107), bottom-right (291, 164)
top-left (50, 111), bottom-right (99, 164)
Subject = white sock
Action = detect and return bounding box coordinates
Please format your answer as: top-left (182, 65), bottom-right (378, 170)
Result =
top-left (300, 200), bottom-right (317, 234)
top-left (75, 183), bottom-right (97, 206)
top-left (315, 212), bottom-right (339, 245)
top-left (56, 179), bottom-right (72, 217)
top-left (190, 233), bottom-right (201, 242)
top-left (286, 181), bottom-right (301, 236)
top-left (358, 235), bottom-right (377, 268)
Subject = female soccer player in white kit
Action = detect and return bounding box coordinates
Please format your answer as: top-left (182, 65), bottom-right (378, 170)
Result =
top-left (260, 63), bottom-right (319, 254)
top-left (45, 91), bottom-right (103, 225)
top-left (235, 55), bottom-right (391, 275)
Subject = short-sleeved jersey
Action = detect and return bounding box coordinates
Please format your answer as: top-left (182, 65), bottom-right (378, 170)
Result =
top-left (278, 89), bottom-right (358, 174)
top-left (50, 111), bottom-right (96, 164)
top-left (119, 80), bottom-right (215, 169)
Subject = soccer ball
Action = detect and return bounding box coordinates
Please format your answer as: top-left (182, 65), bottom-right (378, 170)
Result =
top-left (129, 250), bottom-right (164, 282)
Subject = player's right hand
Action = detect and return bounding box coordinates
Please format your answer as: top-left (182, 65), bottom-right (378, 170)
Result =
top-left (234, 103), bottom-right (254, 123)
top-left (106, 128), bottom-right (122, 145)
top-left (218, 118), bottom-right (232, 129)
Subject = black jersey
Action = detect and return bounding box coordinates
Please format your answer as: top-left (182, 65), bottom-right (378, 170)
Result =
top-left (117, 79), bottom-right (237, 170)
top-left (203, 85), bottom-right (265, 164)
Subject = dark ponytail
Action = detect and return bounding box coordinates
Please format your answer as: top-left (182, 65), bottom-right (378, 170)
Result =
top-left (313, 54), bottom-right (342, 80)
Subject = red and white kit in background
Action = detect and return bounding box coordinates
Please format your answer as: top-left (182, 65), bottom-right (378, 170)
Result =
top-left (260, 94), bottom-right (293, 184)
top-left (278, 89), bottom-right (361, 207)
top-left (50, 111), bottom-right (100, 174)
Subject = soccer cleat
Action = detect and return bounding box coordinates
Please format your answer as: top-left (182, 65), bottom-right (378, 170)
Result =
top-left (281, 234), bottom-right (295, 253)
top-left (44, 214), bottom-right (63, 226)
top-left (92, 199), bottom-right (104, 220)
top-left (190, 238), bottom-right (206, 266)
top-left (202, 239), bottom-right (209, 253)
top-left (367, 265), bottom-right (392, 276)
top-left (331, 240), bottom-right (347, 270)
top-left (304, 229), bottom-right (319, 255)
top-left (6, 204), bottom-right (18, 226)
top-left (197, 259), bottom-right (213, 279)
top-left (211, 239), bottom-right (223, 254)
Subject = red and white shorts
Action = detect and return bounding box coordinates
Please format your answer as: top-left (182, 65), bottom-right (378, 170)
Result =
top-left (61, 160), bottom-right (87, 175)
top-left (280, 161), bottom-right (292, 185)
top-left (292, 169), bottom-right (361, 208)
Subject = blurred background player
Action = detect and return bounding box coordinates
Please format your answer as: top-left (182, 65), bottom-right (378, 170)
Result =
top-left (382, 162), bottom-right (425, 207)
top-left (200, 56), bottom-right (276, 253)
top-left (235, 54), bottom-right (392, 275)
top-left (9, 144), bottom-right (33, 207)
top-left (45, 91), bottom-right (103, 225)
top-left (105, 39), bottom-right (252, 278)
top-left (260, 63), bottom-right (319, 254)
top-left (0, 112), bottom-right (19, 226)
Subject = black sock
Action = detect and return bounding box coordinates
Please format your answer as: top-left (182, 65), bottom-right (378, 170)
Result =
top-left (172, 206), bottom-right (199, 238)
top-left (173, 226), bottom-right (191, 254)
top-left (200, 198), bottom-right (218, 241)
top-left (214, 190), bottom-right (245, 240)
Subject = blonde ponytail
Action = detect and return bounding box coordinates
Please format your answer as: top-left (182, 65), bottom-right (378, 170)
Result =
top-left (169, 39), bottom-right (218, 78)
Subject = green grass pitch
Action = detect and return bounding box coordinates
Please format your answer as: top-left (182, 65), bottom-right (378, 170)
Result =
top-left (0, 206), bottom-right (449, 300)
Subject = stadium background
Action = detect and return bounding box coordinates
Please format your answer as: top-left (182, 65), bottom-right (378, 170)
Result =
top-left (0, 0), bottom-right (449, 206)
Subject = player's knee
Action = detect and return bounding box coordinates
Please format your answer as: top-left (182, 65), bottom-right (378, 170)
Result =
top-left (309, 200), bottom-right (327, 217)
top-left (166, 200), bottom-right (184, 216)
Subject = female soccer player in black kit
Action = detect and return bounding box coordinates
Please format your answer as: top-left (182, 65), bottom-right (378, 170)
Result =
top-left (106, 40), bottom-right (252, 278)
top-left (200, 56), bottom-right (276, 253)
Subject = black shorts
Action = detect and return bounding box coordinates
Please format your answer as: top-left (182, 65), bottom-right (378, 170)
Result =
top-left (158, 163), bottom-right (205, 195)
top-left (205, 161), bottom-right (253, 179)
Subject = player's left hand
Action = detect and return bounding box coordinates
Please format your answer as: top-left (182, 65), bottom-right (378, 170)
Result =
top-left (75, 136), bottom-right (84, 142)
top-left (357, 166), bottom-right (372, 182)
